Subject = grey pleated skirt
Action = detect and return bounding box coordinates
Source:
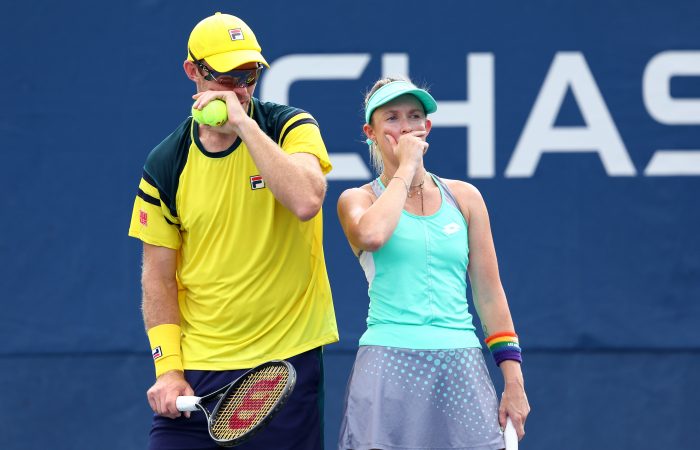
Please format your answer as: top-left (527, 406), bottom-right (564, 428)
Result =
top-left (338, 346), bottom-right (505, 450)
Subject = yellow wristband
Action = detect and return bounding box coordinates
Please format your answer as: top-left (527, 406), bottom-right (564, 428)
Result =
top-left (147, 324), bottom-right (184, 378)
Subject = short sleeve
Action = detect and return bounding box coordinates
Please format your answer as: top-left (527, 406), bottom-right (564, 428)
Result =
top-left (278, 113), bottom-right (333, 175)
top-left (128, 174), bottom-right (181, 249)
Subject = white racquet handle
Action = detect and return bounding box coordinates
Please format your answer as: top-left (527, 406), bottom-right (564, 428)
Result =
top-left (504, 417), bottom-right (518, 450)
top-left (176, 396), bottom-right (201, 412)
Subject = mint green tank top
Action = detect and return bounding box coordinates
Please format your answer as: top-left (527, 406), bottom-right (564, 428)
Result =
top-left (358, 174), bottom-right (481, 349)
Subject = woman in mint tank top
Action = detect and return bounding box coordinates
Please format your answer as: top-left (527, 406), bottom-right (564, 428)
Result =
top-left (337, 78), bottom-right (530, 450)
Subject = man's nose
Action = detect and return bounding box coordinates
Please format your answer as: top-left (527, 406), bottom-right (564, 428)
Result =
top-left (233, 84), bottom-right (249, 94)
top-left (231, 85), bottom-right (250, 100)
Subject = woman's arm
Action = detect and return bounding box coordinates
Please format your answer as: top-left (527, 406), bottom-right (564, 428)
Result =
top-left (448, 180), bottom-right (530, 440)
top-left (337, 133), bottom-right (425, 253)
top-left (337, 178), bottom-right (409, 254)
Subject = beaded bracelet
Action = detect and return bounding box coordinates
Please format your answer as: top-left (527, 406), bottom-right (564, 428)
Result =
top-left (485, 331), bottom-right (522, 366)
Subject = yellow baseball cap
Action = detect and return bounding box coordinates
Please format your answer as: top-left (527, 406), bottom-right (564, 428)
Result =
top-left (187, 12), bottom-right (269, 72)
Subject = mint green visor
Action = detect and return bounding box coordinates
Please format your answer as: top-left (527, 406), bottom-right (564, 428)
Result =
top-left (365, 80), bottom-right (438, 123)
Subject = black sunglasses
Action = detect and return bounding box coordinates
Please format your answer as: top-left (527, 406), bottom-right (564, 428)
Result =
top-left (189, 49), bottom-right (263, 87)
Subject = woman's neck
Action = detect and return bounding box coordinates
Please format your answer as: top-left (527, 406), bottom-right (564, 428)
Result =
top-left (381, 168), bottom-right (427, 186)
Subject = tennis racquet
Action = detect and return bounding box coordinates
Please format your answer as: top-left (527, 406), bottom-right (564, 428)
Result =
top-left (504, 416), bottom-right (518, 450)
top-left (176, 360), bottom-right (296, 447)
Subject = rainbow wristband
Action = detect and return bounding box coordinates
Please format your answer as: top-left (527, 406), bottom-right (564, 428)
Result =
top-left (147, 324), bottom-right (184, 378)
top-left (485, 331), bottom-right (522, 366)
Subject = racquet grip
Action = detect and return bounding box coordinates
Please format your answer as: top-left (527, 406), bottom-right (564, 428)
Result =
top-left (504, 417), bottom-right (518, 450)
top-left (176, 396), bottom-right (201, 412)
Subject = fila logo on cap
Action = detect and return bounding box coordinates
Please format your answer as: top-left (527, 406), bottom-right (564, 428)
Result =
top-left (250, 175), bottom-right (265, 190)
top-left (229, 28), bottom-right (244, 41)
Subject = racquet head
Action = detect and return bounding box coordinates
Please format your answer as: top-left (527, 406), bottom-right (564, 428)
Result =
top-left (207, 359), bottom-right (296, 447)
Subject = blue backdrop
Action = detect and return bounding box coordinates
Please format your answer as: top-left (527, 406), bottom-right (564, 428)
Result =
top-left (1, 1), bottom-right (699, 449)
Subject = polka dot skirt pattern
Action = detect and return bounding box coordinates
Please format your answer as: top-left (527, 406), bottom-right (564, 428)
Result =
top-left (338, 346), bottom-right (505, 450)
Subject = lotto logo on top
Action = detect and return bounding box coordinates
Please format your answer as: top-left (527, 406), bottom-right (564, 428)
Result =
top-left (250, 175), bottom-right (265, 190)
top-left (229, 28), bottom-right (244, 41)
top-left (442, 222), bottom-right (461, 235)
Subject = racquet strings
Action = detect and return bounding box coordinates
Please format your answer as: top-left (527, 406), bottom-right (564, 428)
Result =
top-left (210, 364), bottom-right (289, 440)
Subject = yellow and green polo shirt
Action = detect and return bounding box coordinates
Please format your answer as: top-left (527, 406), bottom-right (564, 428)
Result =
top-left (128, 98), bottom-right (339, 370)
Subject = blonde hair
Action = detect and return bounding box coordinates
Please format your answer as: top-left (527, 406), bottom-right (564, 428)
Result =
top-left (363, 77), bottom-right (407, 174)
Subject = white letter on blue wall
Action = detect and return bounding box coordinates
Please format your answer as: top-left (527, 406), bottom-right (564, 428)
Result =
top-left (643, 50), bottom-right (700, 176)
top-left (430, 54), bottom-right (495, 178)
top-left (506, 52), bottom-right (636, 177)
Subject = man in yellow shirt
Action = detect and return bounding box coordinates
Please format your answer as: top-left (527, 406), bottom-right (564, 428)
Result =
top-left (128, 12), bottom-right (338, 450)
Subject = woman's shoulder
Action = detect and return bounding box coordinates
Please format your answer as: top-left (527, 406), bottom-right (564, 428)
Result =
top-left (437, 176), bottom-right (484, 203)
top-left (434, 176), bottom-right (488, 224)
top-left (338, 183), bottom-right (377, 205)
top-left (341, 182), bottom-right (376, 196)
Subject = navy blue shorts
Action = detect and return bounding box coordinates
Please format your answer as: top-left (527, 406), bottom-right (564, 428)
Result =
top-left (148, 348), bottom-right (325, 450)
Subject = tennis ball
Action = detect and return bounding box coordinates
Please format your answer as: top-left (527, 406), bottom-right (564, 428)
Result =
top-left (192, 99), bottom-right (228, 127)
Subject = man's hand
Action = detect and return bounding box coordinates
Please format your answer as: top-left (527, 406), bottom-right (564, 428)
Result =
top-left (146, 370), bottom-right (195, 419)
top-left (192, 90), bottom-right (251, 134)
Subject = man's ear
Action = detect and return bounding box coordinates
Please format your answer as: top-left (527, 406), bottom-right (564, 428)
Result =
top-left (183, 60), bottom-right (199, 81)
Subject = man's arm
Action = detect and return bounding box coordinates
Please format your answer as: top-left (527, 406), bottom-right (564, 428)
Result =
top-left (142, 243), bottom-right (179, 328)
top-left (193, 90), bottom-right (327, 221)
top-left (241, 128), bottom-right (327, 221)
top-left (141, 243), bottom-right (194, 419)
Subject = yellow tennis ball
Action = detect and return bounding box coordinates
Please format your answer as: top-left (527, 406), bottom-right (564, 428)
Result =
top-left (191, 99), bottom-right (228, 127)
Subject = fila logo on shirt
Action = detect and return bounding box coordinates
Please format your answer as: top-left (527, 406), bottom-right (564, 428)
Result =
top-left (250, 175), bottom-right (265, 190)
top-left (139, 210), bottom-right (148, 226)
top-left (442, 222), bottom-right (461, 235)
